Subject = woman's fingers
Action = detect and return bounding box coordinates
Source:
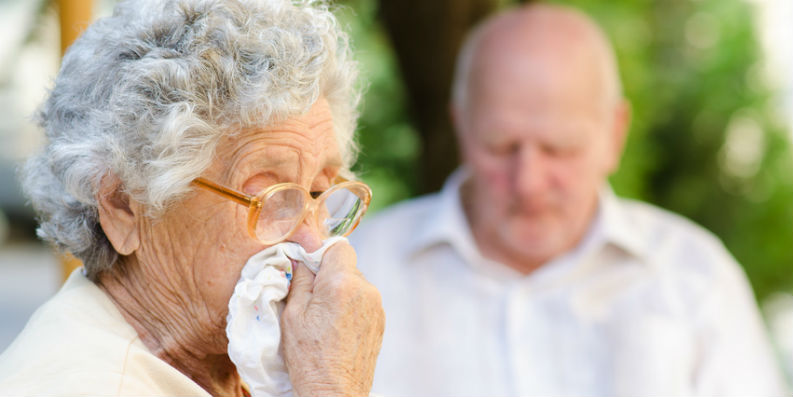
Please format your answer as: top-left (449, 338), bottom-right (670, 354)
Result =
top-left (281, 243), bottom-right (384, 397)
top-left (285, 261), bottom-right (315, 309)
top-left (316, 241), bottom-right (358, 275)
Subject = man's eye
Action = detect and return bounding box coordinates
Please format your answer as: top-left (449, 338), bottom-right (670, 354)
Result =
top-left (310, 191), bottom-right (323, 199)
top-left (543, 144), bottom-right (576, 157)
top-left (488, 142), bottom-right (520, 155)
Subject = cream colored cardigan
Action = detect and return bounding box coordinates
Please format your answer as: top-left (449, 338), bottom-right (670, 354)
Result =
top-left (0, 269), bottom-right (210, 396)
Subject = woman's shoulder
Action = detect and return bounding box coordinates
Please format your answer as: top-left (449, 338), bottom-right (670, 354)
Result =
top-left (0, 270), bottom-right (208, 396)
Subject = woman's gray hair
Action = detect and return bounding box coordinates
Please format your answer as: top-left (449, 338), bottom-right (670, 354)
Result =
top-left (22, 0), bottom-right (360, 279)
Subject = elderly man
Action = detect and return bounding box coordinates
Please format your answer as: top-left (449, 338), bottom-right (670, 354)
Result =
top-left (351, 3), bottom-right (786, 396)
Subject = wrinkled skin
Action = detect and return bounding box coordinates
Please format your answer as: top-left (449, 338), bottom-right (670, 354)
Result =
top-left (96, 98), bottom-right (384, 396)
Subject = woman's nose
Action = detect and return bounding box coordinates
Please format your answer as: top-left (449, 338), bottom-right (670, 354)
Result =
top-left (286, 217), bottom-right (323, 253)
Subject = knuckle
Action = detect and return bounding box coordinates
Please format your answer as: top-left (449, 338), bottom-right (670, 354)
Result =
top-left (344, 244), bottom-right (358, 263)
top-left (364, 283), bottom-right (383, 306)
top-left (327, 241), bottom-right (357, 266)
top-left (327, 272), bottom-right (356, 294)
top-left (336, 240), bottom-right (356, 256)
top-left (333, 274), bottom-right (357, 297)
top-left (280, 305), bottom-right (300, 327)
top-left (376, 313), bottom-right (385, 336)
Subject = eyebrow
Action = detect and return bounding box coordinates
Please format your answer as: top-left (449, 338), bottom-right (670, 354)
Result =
top-left (323, 156), bottom-right (344, 169)
top-left (255, 150), bottom-right (301, 180)
top-left (221, 147), bottom-right (296, 183)
top-left (230, 151), bottom-right (345, 187)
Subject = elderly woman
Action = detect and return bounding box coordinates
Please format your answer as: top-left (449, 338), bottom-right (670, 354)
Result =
top-left (0, 0), bottom-right (384, 395)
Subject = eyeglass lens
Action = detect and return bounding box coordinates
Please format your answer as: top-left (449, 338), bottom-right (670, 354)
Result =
top-left (254, 186), bottom-right (366, 243)
top-left (256, 189), bottom-right (306, 243)
top-left (322, 187), bottom-right (365, 235)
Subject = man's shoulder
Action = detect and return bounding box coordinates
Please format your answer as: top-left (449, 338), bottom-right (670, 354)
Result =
top-left (611, 198), bottom-right (764, 325)
top-left (616, 197), bottom-right (738, 278)
top-left (617, 197), bottom-right (724, 249)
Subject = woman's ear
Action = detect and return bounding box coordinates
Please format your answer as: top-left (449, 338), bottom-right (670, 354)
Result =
top-left (96, 173), bottom-right (140, 256)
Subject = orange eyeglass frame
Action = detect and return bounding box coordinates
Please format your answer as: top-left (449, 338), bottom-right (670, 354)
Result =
top-left (191, 176), bottom-right (372, 244)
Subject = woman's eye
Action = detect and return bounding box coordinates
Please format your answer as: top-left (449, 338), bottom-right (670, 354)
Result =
top-left (310, 191), bottom-right (323, 199)
top-left (242, 173), bottom-right (279, 195)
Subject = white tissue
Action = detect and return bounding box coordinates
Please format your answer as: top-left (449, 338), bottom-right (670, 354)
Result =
top-left (226, 236), bottom-right (347, 397)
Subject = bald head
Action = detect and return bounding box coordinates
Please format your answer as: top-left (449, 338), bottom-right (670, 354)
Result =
top-left (450, 3), bottom-right (632, 273)
top-left (452, 3), bottom-right (622, 113)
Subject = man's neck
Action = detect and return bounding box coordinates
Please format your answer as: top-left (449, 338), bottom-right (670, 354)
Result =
top-left (97, 259), bottom-right (245, 396)
top-left (471, 229), bottom-right (551, 275)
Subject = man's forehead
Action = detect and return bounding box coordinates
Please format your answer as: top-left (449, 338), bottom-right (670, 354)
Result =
top-left (474, 4), bottom-right (611, 58)
top-left (468, 74), bottom-right (611, 123)
top-left (472, 41), bottom-right (607, 97)
top-left (472, 111), bottom-right (600, 137)
top-left (466, 5), bottom-right (620, 106)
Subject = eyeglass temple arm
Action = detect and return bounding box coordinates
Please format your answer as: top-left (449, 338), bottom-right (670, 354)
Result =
top-left (192, 177), bottom-right (254, 207)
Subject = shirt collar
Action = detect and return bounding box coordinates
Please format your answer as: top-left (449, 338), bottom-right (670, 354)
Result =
top-left (597, 185), bottom-right (648, 259)
top-left (405, 167), bottom-right (485, 264)
top-left (406, 168), bottom-right (648, 266)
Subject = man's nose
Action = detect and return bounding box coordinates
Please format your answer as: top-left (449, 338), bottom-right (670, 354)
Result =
top-left (286, 216), bottom-right (324, 253)
top-left (513, 145), bottom-right (547, 196)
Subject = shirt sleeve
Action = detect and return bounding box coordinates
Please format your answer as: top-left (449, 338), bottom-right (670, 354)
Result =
top-left (691, 240), bottom-right (789, 395)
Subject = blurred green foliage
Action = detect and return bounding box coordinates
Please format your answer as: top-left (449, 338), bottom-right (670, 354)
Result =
top-left (339, 0), bottom-right (793, 301)
top-left (336, 0), bottom-right (421, 213)
top-left (553, 0), bottom-right (793, 301)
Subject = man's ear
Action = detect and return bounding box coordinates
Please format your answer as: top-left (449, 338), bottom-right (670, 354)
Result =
top-left (450, 102), bottom-right (471, 164)
top-left (96, 173), bottom-right (140, 256)
top-left (607, 99), bottom-right (631, 173)
top-left (449, 102), bottom-right (462, 134)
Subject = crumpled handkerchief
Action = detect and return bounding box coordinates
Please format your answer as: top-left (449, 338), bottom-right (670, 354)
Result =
top-left (226, 236), bottom-right (347, 397)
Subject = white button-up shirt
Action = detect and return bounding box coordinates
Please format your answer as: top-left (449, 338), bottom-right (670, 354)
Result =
top-left (350, 169), bottom-right (787, 396)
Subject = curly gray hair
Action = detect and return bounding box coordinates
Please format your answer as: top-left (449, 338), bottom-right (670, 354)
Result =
top-left (22, 0), bottom-right (360, 279)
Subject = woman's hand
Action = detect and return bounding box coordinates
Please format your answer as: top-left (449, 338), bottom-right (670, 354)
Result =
top-left (281, 242), bottom-right (385, 397)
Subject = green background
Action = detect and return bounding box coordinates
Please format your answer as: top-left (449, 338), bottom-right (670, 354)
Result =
top-left (339, 0), bottom-right (793, 302)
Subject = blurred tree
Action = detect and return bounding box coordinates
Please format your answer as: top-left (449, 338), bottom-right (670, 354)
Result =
top-left (377, 0), bottom-right (502, 194)
top-left (345, 0), bottom-right (793, 300)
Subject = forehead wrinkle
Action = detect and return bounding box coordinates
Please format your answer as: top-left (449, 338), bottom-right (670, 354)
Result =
top-left (309, 115), bottom-right (334, 129)
top-left (223, 140), bottom-right (300, 184)
top-left (215, 96), bottom-right (341, 186)
top-left (221, 127), bottom-right (340, 187)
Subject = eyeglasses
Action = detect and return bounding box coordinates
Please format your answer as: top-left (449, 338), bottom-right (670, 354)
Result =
top-left (192, 176), bottom-right (372, 245)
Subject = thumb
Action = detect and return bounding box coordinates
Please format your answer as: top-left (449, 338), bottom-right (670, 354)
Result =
top-left (286, 261), bottom-right (315, 308)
